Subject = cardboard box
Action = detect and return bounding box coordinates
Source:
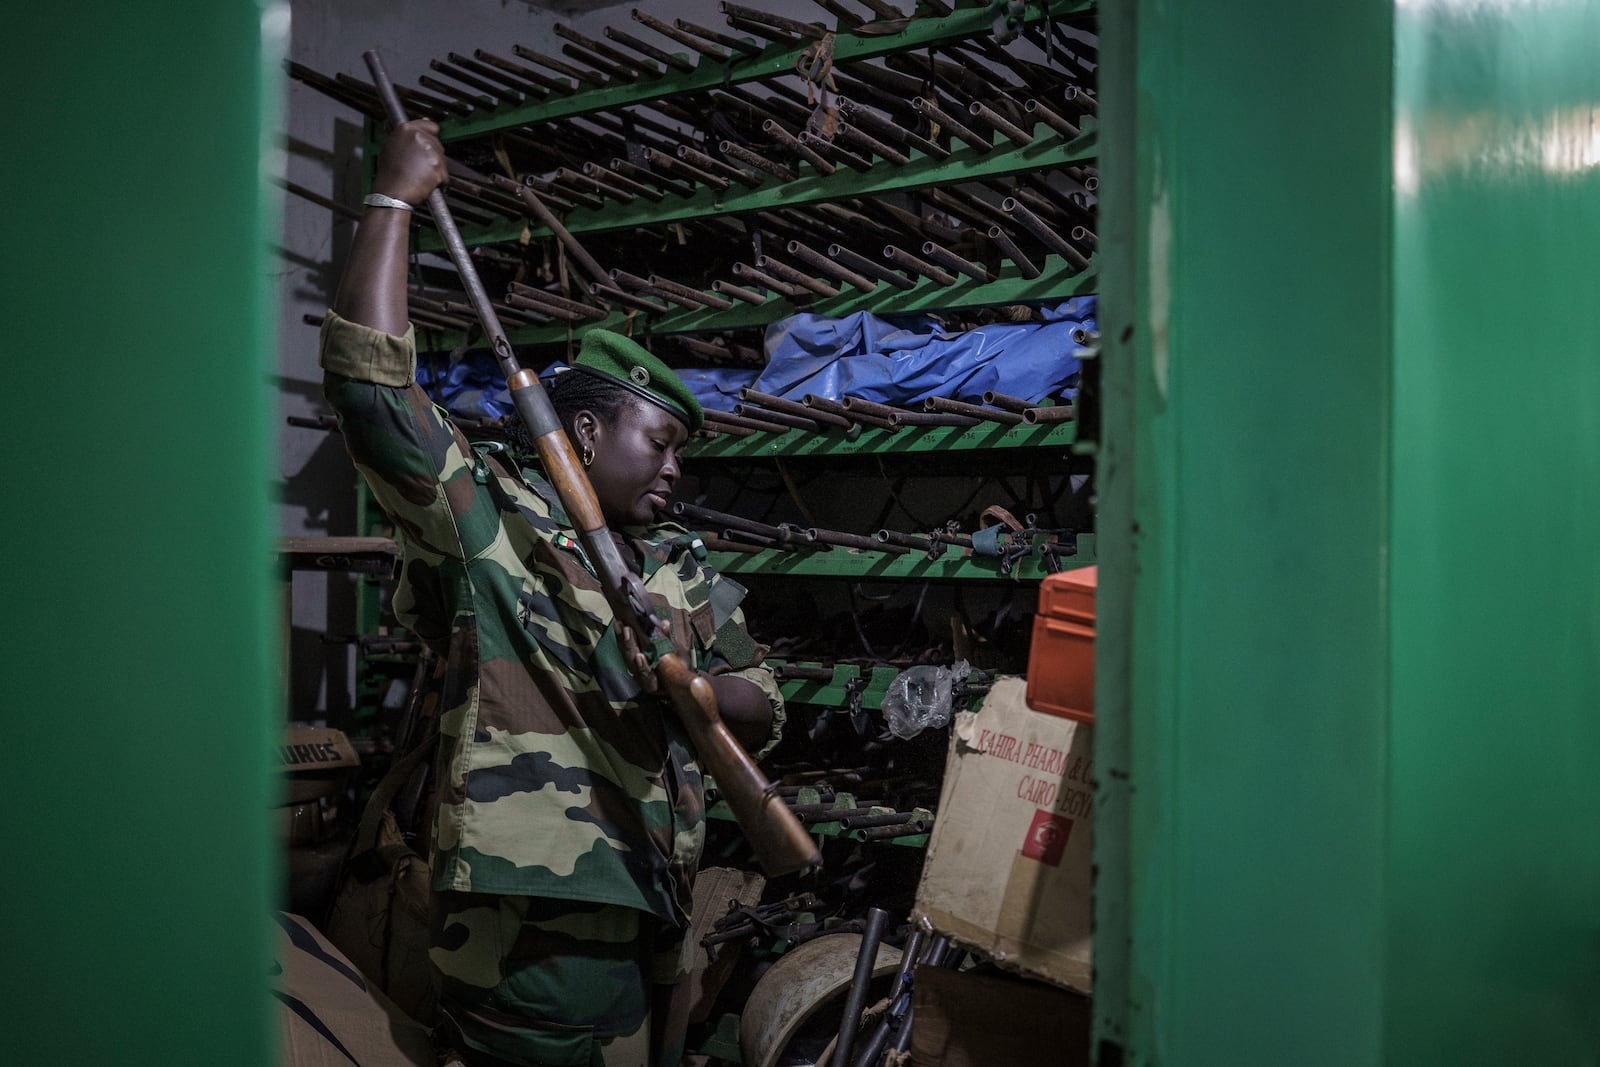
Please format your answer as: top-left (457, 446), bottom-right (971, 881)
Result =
top-left (913, 677), bottom-right (1093, 992)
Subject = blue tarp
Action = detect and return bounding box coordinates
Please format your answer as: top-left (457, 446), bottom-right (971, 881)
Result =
top-left (416, 350), bottom-right (514, 421)
top-left (681, 296), bottom-right (1096, 413)
top-left (417, 295), bottom-right (1096, 420)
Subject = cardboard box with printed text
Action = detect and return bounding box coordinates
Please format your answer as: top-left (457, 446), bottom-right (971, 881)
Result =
top-left (913, 676), bottom-right (1093, 992)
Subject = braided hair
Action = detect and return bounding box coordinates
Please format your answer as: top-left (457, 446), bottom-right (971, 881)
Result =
top-left (507, 369), bottom-right (637, 460)
top-left (549, 368), bottom-right (634, 431)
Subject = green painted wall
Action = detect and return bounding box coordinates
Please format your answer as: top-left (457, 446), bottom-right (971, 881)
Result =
top-left (1389, 2), bottom-right (1600, 1060)
top-left (3, 3), bottom-right (280, 1064)
top-left (1098, 0), bottom-right (1598, 1063)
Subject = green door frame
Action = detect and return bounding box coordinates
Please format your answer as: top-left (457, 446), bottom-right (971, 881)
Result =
top-left (1095, 0), bottom-right (1599, 1063)
top-left (6, 3), bottom-right (281, 1063)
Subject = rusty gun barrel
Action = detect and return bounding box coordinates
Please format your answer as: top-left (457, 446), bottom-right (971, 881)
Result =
top-left (474, 49), bottom-right (570, 94)
top-left (609, 156), bottom-right (696, 198)
top-left (837, 123), bottom-right (910, 166)
top-left (720, 2), bottom-right (828, 41)
top-left (417, 74), bottom-right (494, 110)
top-left (920, 240), bottom-right (994, 284)
top-left (504, 290), bottom-right (606, 321)
top-left (883, 245), bottom-right (958, 286)
top-left (755, 255), bottom-right (840, 298)
top-left (875, 529), bottom-right (936, 551)
top-left (804, 394), bottom-right (876, 430)
top-left (741, 388), bottom-right (855, 431)
top-left (837, 810), bottom-right (931, 831)
top-left (853, 820), bottom-right (930, 841)
top-left (490, 174), bottom-right (611, 287)
top-left (787, 241), bottom-right (877, 294)
top-left (773, 663), bottom-right (837, 682)
top-left (982, 390), bottom-right (1034, 414)
top-left (512, 42), bottom-right (605, 86)
top-left (887, 409), bottom-right (980, 428)
top-left (1002, 197), bottom-right (1090, 269)
top-left (707, 279), bottom-right (767, 306)
top-left (705, 408), bottom-right (795, 435)
top-left (604, 25), bottom-right (695, 73)
top-left (731, 262), bottom-right (809, 300)
top-left (555, 166), bottom-right (633, 204)
top-left (1024, 97), bottom-right (1080, 139)
top-left (1065, 85), bottom-right (1098, 115)
top-left (925, 396), bottom-right (1023, 424)
top-left (673, 16), bottom-right (764, 56)
top-left (586, 283), bottom-right (669, 315)
top-left (717, 139), bottom-right (795, 183)
top-left (643, 146), bottom-right (729, 190)
top-left (678, 144), bottom-right (762, 188)
top-left (632, 9), bottom-right (728, 60)
top-left (912, 96), bottom-right (992, 153)
top-left (986, 224), bottom-right (1042, 279)
top-left (799, 131), bottom-right (873, 173)
top-left (827, 244), bottom-right (916, 291)
top-left (581, 161), bottom-right (663, 203)
top-left (835, 396), bottom-right (900, 430)
top-left (837, 97), bottom-right (949, 160)
top-left (554, 22), bottom-right (658, 78)
top-left (506, 282), bottom-right (608, 316)
top-left (734, 404), bottom-right (822, 433)
top-left (647, 274), bottom-right (733, 310)
top-left (761, 120), bottom-right (836, 175)
top-left (1022, 404), bottom-right (1077, 424)
top-left (434, 56), bottom-right (536, 103)
top-left (671, 502), bottom-right (812, 548)
top-left (792, 805), bottom-right (881, 821)
top-left (806, 527), bottom-right (911, 554)
top-left (968, 100), bottom-right (1034, 146)
top-left (608, 268), bottom-right (703, 310)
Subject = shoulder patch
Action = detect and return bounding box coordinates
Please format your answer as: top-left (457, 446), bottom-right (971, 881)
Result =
top-left (711, 618), bottom-right (760, 670)
top-left (708, 573), bottom-right (747, 630)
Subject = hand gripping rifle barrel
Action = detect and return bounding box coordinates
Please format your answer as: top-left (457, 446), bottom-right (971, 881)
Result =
top-left (361, 49), bottom-right (819, 879)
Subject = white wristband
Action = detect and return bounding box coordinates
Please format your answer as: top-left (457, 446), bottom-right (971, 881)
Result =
top-left (362, 192), bottom-right (414, 212)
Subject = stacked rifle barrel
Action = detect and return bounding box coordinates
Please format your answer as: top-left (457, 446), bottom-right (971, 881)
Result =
top-left (286, 0), bottom-right (1098, 344)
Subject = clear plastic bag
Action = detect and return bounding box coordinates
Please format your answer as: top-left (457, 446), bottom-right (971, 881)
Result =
top-left (881, 659), bottom-right (970, 740)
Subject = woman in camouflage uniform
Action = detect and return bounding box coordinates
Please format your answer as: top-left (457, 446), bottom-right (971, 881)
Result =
top-left (321, 119), bottom-right (785, 1067)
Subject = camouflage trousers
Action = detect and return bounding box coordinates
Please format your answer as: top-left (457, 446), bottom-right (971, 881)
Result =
top-left (431, 892), bottom-right (689, 1067)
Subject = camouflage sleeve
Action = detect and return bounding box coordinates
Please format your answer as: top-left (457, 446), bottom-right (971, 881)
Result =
top-left (319, 310), bottom-right (501, 561)
top-left (703, 602), bottom-right (786, 761)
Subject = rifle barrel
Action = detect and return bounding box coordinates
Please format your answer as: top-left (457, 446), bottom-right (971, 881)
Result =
top-left (742, 388), bottom-right (854, 430)
top-left (1022, 404), bottom-right (1077, 424)
top-left (734, 404), bottom-right (821, 433)
top-left (805, 527), bottom-right (911, 554)
top-left (925, 396), bottom-right (1023, 425)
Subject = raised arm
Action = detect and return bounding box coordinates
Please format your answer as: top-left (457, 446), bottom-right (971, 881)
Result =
top-left (332, 119), bottom-right (448, 335)
top-left (321, 120), bottom-right (493, 564)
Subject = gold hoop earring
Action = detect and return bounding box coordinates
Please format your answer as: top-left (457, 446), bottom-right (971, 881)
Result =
top-left (581, 444), bottom-right (594, 467)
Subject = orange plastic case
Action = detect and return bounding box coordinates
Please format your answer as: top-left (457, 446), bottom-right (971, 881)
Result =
top-left (1025, 566), bottom-right (1097, 722)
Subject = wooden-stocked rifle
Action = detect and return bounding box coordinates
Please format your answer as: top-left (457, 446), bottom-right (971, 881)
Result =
top-left (360, 49), bottom-right (820, 878)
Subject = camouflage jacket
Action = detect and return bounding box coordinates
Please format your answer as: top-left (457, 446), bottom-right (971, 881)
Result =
top-left (320, 311), bottom-right (784, 926)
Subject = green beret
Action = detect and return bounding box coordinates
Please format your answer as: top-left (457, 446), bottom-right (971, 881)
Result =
top-left (572, 329), bottom-right (703, 433)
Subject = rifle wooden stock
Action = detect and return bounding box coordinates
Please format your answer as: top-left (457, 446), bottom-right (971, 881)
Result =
top-left (656, 654), bottom-right (820, 876)
top-left (362, 49), bottom-right (819, 879)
